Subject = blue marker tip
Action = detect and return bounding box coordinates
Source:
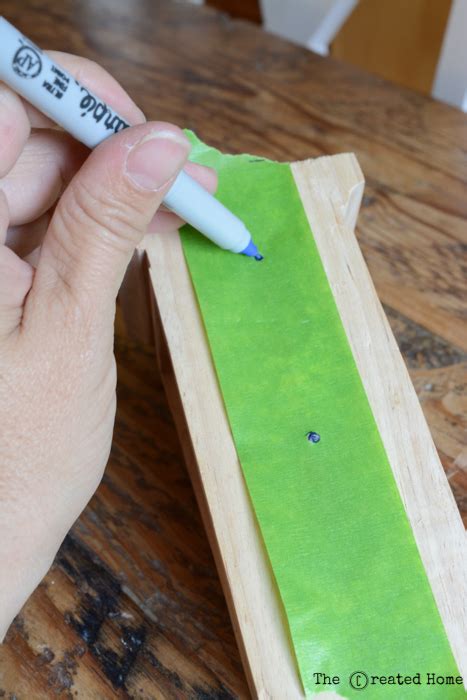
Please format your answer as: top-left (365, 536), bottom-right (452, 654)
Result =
top-left (242, 238), bottom-right (263, 260)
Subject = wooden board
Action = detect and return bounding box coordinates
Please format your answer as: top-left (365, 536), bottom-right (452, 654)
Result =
top-left (139, 154), bottom-right (467, 698)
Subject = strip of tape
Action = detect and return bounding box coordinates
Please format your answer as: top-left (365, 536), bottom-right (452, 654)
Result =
top-left (180, 134), bottom-right (460, 697)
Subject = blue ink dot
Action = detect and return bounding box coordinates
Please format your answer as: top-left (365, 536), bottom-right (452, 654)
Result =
top-left (306, 431), bottom-right (320, 443)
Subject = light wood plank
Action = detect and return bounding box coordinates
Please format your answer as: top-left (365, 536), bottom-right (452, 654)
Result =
top-left (143, 153), bottom-right (466, 697)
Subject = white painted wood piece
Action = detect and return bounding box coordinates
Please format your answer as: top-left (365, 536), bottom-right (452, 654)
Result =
top-left (260, 0), bottom-right (358, 55)
top-left (432, 0), bottom-right (467, 111)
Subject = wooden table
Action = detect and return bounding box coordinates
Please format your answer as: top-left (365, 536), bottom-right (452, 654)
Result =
top-left (1, 0), bottom-right (466, 697)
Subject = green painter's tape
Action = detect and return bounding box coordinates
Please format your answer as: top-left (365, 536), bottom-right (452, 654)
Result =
top-left (180, 135), bottom-right (461, 697)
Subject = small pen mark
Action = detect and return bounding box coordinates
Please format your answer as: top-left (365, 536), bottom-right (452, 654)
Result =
top-left (306, 431), bottom-right (321, 444)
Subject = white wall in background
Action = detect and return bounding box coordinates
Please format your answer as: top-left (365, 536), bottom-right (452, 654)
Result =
top-left (433, 0), bottom-right (467, 111)
top-left (260, 0), bottom-right (357, 55)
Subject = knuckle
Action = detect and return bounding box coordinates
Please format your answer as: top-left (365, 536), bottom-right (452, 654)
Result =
top-left (60, 177), bottom-right (145, 254)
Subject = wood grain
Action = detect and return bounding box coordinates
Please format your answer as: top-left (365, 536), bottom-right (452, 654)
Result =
top-left (0, 0), bottom-right (465, 696)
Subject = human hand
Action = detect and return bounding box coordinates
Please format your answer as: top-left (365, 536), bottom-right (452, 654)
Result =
top-left (0, 53), bottom-right (216, 639)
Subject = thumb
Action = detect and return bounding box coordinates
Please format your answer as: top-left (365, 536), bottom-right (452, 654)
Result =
top-left (32, 122), bottom-right (190, 309)
top-left (0, 191), bottom-right (33, 342)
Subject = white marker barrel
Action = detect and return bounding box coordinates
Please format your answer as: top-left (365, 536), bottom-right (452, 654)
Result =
top-left (163, 171), bottom-right (250, 252)
top-left (0, 16), bottom-right (254, 254)
top-left (0, 17), bottom-right (128, 146)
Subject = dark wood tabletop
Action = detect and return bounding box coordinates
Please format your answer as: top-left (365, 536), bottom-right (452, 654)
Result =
top-left (1, 0), bottom-right (466, 697)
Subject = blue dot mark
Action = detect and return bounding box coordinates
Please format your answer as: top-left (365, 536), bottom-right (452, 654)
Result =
top-left (306, 431), bottom-right (320, 444)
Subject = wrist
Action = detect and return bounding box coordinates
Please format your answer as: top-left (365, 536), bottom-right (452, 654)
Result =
top-left (0, 500), bottom-right (63, 641)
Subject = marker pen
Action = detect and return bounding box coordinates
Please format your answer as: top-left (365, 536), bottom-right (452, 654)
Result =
top-left (0, 17), bottom-right (262, 259)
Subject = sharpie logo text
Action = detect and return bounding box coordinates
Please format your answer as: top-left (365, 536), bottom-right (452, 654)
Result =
top-left (79, 86), bottom-right (129, 134)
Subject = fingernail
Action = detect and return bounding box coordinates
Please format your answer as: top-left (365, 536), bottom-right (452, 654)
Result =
top-left (126, 130), bottom-right (190, 191)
